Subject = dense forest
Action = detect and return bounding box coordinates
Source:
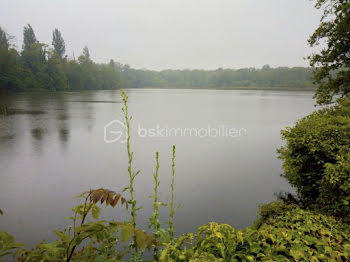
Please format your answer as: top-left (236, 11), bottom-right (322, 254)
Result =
top-left (0, 25), bottom-right (124, 92)
top-left (122, 66), bottom-right (314, 89)
top-left (0, 24), bottom-right (315, 92)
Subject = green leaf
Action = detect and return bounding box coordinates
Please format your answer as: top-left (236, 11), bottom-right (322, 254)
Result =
top-left (246, 255), bottom-right (255, 262)
top-left (53, 230), bottom-right (70, 243)
top-left (121, 224), bottom-right (134, 243)
top-left (135, 230), bottom-right (147, 250)
top-left (91, 205), bottom-right (101, 220)
top-left (71, 236), bottom-right (83, 246)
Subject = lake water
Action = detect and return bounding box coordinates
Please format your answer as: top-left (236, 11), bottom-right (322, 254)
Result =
top-left (0, 88), bottom-right (317, 247)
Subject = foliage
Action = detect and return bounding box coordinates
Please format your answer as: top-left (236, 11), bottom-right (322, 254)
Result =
top-left (148, 148), bottom-right (180, 260)
top-left (0, 26), bottom-right (26, 91)
top-left (278, 98), bottom-right (350, 222)
top-left (0, 24), bottom-right (316, 92)
top-left (0, 28), bottom-right (9, 50)
top-left (46, 51), bottom-right (68, 91)
top-left (148, 151), bottom-right (165, 260)
top-left (0, 24), bottom-right (123, 92)
top-left (0, 231), bottom-right (24, 259)
top-left (121, 66), bottom-right (315, 89)
top-left (82, 46), bottom-right (90, 60)
top-left (14, 188), bottom-right (155, 262)
top-left (160, 202), bottom-right (350, 261)
top-left (320, 150), bottom-right (350, 221)
top-left (52, 28), bottom-right (66, 59)
top-left (22, 24), bottom-right (37, 50)
top-left (308, 0), bottom-right (350, 104)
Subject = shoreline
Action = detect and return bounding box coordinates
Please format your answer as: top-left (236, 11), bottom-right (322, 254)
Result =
top-left (0, 86), bottom-right (316, 94)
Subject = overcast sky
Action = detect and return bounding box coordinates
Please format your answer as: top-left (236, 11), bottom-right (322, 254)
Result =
top-left (0, 0), bottom-right (321, 70)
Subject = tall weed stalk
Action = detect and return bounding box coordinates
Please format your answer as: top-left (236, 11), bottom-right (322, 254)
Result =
top-left (149, 151), bottom-right (162, 260)
top-left (168, 145), bottom-right (176, 240)
top-left (121, 89), bottom-right (141, 252)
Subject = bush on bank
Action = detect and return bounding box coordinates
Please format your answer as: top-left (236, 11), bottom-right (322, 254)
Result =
top-left (160, 202), bottom-right (350, 262)
top-left (278, 98), bottom-right (350, 222)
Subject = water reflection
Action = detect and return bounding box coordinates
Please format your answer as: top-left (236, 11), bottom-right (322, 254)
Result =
top-left (30, 127), bottom-right (45, 155)
top-left (79, 93), bottom-right (95, 133)
top-left (54, 93), bottom-right (70, 147)
top-left (31, 127), bottom-right (44, 140)
top-left (58, 128), bottom-right (69, 145)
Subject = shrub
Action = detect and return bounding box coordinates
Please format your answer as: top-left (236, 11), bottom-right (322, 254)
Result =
top-left (15, 188), bottom-right (155, 262)
top-left (320, 151), bottom-right (350, 222)
top-left (277, 98), bottom-right (350, 221)
top-left (160, 202), bottom-right (350, 261)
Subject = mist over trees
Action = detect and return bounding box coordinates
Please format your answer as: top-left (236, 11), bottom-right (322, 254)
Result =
top-left (0, 24), bottom-right (315, 92)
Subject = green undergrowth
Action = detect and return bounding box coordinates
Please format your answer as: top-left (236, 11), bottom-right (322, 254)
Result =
top-left (160, 202), bottom-right (350, 262)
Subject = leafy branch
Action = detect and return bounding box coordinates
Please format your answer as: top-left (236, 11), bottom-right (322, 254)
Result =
top-left (66, 188), bottom-right (129, 262)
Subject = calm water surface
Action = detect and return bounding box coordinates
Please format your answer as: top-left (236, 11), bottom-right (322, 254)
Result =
top-left (0, 88), bottom-right (317, 246)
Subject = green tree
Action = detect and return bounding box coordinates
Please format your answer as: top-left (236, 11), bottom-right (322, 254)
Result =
top-left (0, 26), bottom-right (12, 90)
top-left (308, 0), bottom-right (350, 104)
top-left (78, 46), bottom-right (91, 65)
top-left (0, 26), bottom-right (26, 91)
top-left (21, 24), bottom-right (48, 89)
top-left (77, 46), bottom-right (96, 89)
top-left (65, 60), bottom-right (83, 90)
top-left (1, 24), bottom-right (125, 92)
top-left (52, 28), bottom-right (66, 59)
top-left (0, 26), bottom-right (9, 50)
top-left (82, 46), bottom-right (90, 60)
top-left (46, 52), bottom-right (68, 91)
top-left (22, 24), bottom-right (37, 51)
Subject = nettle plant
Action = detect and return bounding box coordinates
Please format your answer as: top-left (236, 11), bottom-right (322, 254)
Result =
top-left (0, 89), bottom-right (179, 261)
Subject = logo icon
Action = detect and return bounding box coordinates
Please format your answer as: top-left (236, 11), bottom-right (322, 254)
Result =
top-left (104, 119), bottom-right (126, 144)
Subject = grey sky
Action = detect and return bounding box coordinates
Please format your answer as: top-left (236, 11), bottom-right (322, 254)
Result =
top-left (0, 0), bottom-right (321, 70)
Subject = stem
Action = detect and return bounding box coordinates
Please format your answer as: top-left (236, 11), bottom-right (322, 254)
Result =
top-left (67, 192), bottom-right (92, 262)
top-left (169, 145), bottom-right (176, 239)
top-left (121, 89), bottom-right (138, 252)
top-left (151, 152), bottom-right (160, 259)
top-left (153, 152), bottom-right (160, 231)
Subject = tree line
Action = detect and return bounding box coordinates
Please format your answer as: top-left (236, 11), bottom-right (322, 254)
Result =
top-left (0, 24), bottom-right (123, 91)
top-left (122, 65), bottom-right (315, 89)
top-left (0, 24), bottom-right (316, 92)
